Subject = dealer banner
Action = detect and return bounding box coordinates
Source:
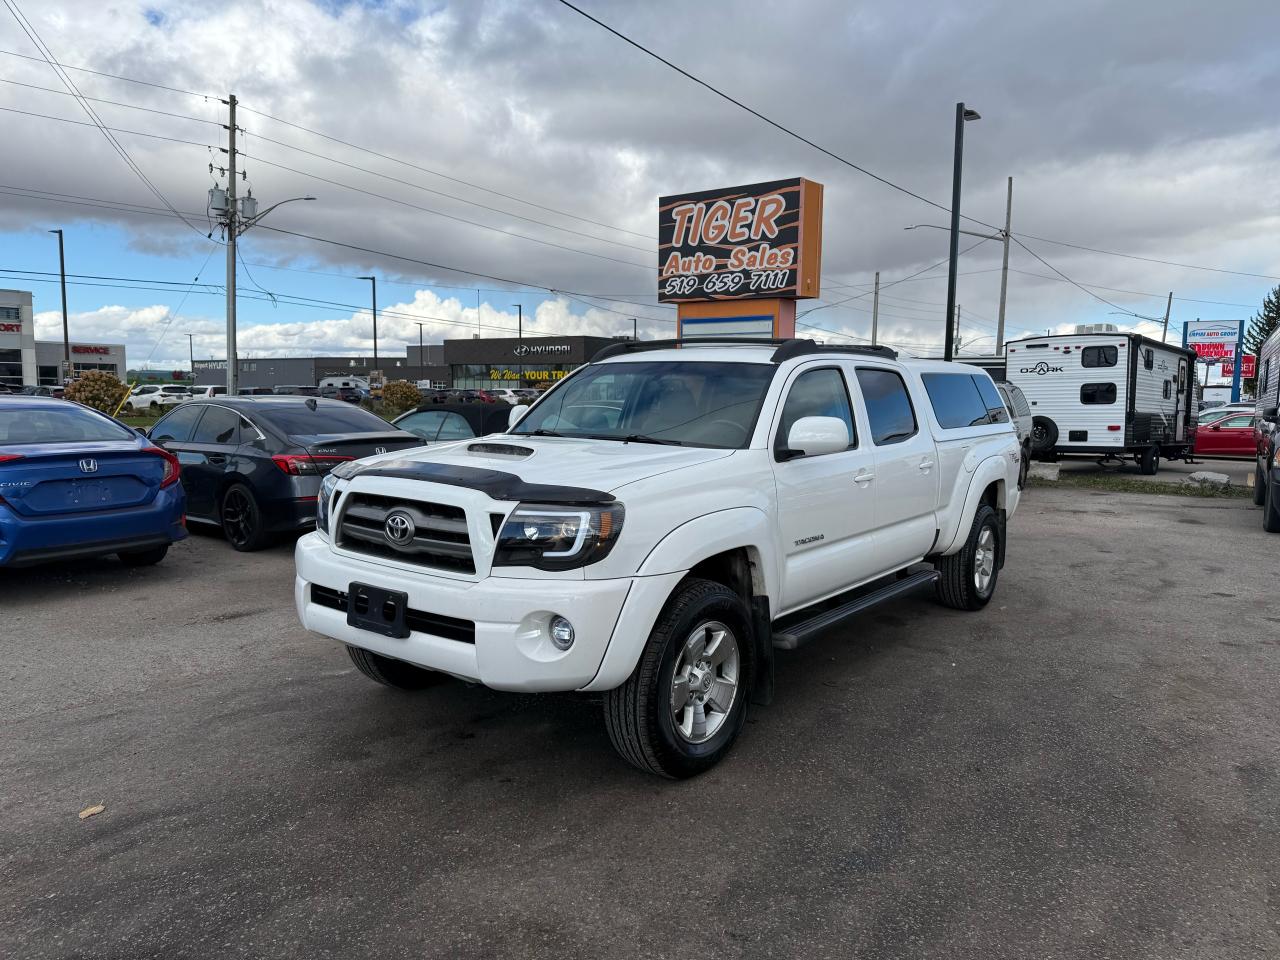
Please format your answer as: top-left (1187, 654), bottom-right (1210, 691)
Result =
top-left (658, 177), bottom-right (823, 303)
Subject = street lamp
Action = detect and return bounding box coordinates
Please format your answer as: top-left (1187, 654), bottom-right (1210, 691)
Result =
top-left (414, 321), bottom-right (426, 380)
top-left (944, 103), bottom-right (981, 362)
top-left (49, 229), bottom-right (69, 379)
top-left (185, 333), bottom-right (195, 382)
top-left (357, 275), bottom-right (378, 371)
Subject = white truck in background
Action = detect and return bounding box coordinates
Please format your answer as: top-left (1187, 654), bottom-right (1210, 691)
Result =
top-left (294, 338), bottom-right (1021, 777)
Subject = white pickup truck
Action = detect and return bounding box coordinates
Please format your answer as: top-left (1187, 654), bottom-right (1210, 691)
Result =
top-left (294, 339), bottom-right (1021, 777)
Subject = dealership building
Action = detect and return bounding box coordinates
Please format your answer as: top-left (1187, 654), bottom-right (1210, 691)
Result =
top-left (0, 289), bottom-right (128, 389)
top-left (193, 335), bottom-right (625, 390)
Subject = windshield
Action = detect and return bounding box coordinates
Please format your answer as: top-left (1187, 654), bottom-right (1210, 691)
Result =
top-left (0, 405), bottom-right (133, 444)
top-left (264, 404), bottom-right (396, 436)
top-left (511, 360), bottom-right (775, 448)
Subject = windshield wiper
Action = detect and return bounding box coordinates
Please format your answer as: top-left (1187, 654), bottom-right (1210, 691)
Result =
top-left (524, 428), bottom-right (565, 437)
top-left (618, 434), bottom-right (684, 446)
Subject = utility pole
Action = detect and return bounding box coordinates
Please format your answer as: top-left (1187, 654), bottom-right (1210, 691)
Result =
top-left (996, 176), bottom-right (1012, 354)
top-left (516, 303), bottom-right (523, 387)
top-left (944, 102), bottom-right (981, 361)
top-left (49, 229), bottom-right (70, 380)
top-left (871, 271), bottom-right (880, 346)
top-left (185, 333), bottom-right (194, 381)
top-left (954, 303), bottom-right (962, 354)
top-left (358, 276), bottom-right (378, 370)
top-left (414, 322), bottom-right (425, 375)
top-left (1161, 291), bottom-right (1172, 343)
top-left (632, 317), bottom-right (638, 341)
top-left (224, 94), bottom-right (238, 395)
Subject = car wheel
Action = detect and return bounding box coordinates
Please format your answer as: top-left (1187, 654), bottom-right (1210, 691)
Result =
top-left (1139, 445), bottom-right (1160, 475)
top-left (346, 646), bottom-right (445, 689)
top-left (1254, 465), bottom-right (1267, 506)
top-left (1264, 470), bottom-right (1280, 533)
top-left (117, 544), bottom-right (169, 566)
top-left (220, 483), bottom-right (269, 551)
top-left (603, 578), bottom-right (753, 779)
top-left (149, 401), bottom-right (160, 412)
top-left (1019, 443), bottom-right (1030, 488)
top-left (935, 503), bottom-right (1000, 611)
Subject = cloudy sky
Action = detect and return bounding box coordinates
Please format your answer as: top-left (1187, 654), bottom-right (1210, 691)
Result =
top-left (1, 0), bottom-right (1278, 377)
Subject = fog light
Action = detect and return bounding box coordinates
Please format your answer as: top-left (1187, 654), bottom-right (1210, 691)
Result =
top-left (549, 615), bottom-right (575, 650)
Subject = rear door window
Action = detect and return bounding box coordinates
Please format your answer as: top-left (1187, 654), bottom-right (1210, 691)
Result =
top-left (972, 375), bottom-right (1010, 424)
top-left (1081, 383), bottom-right (1117, 404)
top-left (855, 368), bottom-right (918, 445)
top-left (191, 405), bottom-right (241, 444)
top-left (1081, 346), bottom-right (1117, 368)
top-left (921, 373), bottom-right (991, 428)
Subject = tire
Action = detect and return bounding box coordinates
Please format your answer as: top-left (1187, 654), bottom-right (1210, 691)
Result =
top-left (149, 401), bottom-right (160, 412)
top-left (935, 503), bottom-right (1001, 611)
top-left (220, 483), bottom-right (269, 551)
top-left (1018, 443), bottom-right (1031, 488)
top-left (603, 578), bottom-right (753, 779)
top-left (1264, 470), bottom-right (1280, 534)
top-left (1030, 416), bottom-right (1058, 454)
top-left (1139, 445), bottom-right (1160, 475)
top-left (346, 645), bottom-right (444, 689)
top-left (1254, 465), bottom-right (1267, 506)
top-left (117, 544), bottom-right (169, 566)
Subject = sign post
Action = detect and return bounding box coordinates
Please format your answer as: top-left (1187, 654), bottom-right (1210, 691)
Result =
top-left (659, 178), bottom-right (823, 340)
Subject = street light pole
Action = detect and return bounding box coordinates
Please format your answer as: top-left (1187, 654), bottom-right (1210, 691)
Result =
top-left (357, 276), bottom-right (378, 371)
top-left (49, 229), bottom-right (70, 379)
top-left (996, 176), bottom-right (1013, 354)
top-left (515, 303), bottom-right (523, 387)
top-left (225, 93), bottom-right (238, 395)
top-left (185, 333), bottom-right (194, 381)
top-left (944, 102), bottom-right (981, 362)
top-left (414, 321), bottom-right (426, 381)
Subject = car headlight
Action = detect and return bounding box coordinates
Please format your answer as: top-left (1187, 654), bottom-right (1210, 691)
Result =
top-left (493, 502), bottom-right (624, 571)
top-left (317, 473), bottom-right (340, 534)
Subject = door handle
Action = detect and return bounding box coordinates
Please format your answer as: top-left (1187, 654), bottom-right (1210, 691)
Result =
top-left (207, 454), bottom-right (227, 465)
top-left (918, 459), bottom-right (935, 471)
top-left (852, 469), bottom-right (875, 485)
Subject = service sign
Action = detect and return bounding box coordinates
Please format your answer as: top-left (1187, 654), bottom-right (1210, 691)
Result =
top-left (658, 177), bottom-right (823, 303)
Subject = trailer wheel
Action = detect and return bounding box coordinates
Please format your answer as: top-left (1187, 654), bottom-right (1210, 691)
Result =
top-left (1030, 416), bottom-right (1058, 454)
top-left (1139, 445), bottom-right (1160, 476)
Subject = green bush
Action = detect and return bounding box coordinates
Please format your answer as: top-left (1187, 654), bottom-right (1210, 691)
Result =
top-left (380, 380), bottom-right (421, 417)
top-left (64, 370), bottom-right (130, 415)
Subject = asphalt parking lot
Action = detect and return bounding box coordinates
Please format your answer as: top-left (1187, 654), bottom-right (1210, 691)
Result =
top-left (3, 490), bottom-right (1279, 960)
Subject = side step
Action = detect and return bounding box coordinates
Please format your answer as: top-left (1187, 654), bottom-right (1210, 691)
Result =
top-left (772, 570), bottom-right (939, 650)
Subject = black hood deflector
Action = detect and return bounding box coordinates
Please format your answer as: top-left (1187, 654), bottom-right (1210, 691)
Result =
top-left (336, 458), bottom-right (613, 505)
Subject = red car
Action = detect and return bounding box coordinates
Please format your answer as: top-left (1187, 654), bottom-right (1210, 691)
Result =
top-left (1194, 411), bottom-right (1257, 458)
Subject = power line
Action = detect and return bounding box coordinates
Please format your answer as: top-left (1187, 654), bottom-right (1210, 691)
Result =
top-left (0, 75), bottom-right (222, 126)
top-left (1012, 231), bottom-right (1280, 282)
top-left (1005, 268), bottom-right (1259, 308)
top-left (0, 46), bottom-right (215, 100)
top-left (1009, 235), bottom-right (1142, 317)
top-left (241, 152), bottom-right (654, 271)
top-left (0, 105), bottom-right (212, 149)
top-left (553, 0), bottom-right (1002, 233)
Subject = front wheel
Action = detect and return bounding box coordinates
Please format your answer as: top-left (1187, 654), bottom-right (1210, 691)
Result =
top-left (935, 503), bottom-right (1001, 611)
top-left (347, 646), bottom-right (445, 689)
top-left (1264, 470), bottom-right (1280, 533)
top-left (220, 483), bottom-right (269, 551)
top-left (1254, 465), bottom-right (1267, 506)
top-left (603, 578), bottom-right (753, 779)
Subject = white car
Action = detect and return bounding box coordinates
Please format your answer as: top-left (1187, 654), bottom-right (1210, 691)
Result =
top-left (294, 339), bottom-right (1021, 777)
top-left (122, 384), bottom-right (191, 413)
top-left (189, 385), bottom-right (229, 400)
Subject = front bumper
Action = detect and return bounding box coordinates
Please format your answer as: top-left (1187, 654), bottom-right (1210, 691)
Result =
top-left (295, 532), bottom-right (682, 692)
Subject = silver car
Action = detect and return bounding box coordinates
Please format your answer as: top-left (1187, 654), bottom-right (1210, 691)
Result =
top-left (997, 381), bottom-right (1033, 487)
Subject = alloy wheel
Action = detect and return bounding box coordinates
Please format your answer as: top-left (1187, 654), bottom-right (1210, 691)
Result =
top-left (670, 621), bottom-right (739, 744)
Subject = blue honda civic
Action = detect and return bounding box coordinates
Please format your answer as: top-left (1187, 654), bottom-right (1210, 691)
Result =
top-left (0, 397), bottom-right (186, 567)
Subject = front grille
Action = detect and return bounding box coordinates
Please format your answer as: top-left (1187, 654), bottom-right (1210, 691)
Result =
top-left (337, 493), bottom-right (475, 574)
top-left (310, 584), bottom-right (476, 644)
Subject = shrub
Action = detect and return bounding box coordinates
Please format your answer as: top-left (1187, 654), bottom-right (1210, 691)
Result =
top-left (380, 379), bottom-right (421, 417)
top-left (64, 370), bottom-right (130, 415)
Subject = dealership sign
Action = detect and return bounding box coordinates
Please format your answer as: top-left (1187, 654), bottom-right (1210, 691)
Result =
top-left (0, 322), bottom-right (20, 334)
top-left (658, 177), bottom-right (823, 303)
top-left (1183, 320), bottom-right (1239, 359)
top-left (512, 343), bottom-right (571, 357)
top-left (72, 345), bottom-right (111, 355)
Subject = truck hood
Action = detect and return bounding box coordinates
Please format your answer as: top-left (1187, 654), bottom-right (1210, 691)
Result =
top-left (340, 435), bottom-right (735, 499)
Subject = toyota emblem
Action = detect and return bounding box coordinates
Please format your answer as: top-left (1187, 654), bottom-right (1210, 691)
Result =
top-left (78, 458), bottom-right (98, 474)
top-left (384, 511), bottom-right (415, 545)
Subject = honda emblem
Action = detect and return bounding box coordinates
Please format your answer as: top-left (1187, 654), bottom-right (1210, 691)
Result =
top-left (375, 446), bottom-right (387, 454)
top-left (78, 458), bottom-right (98, 474)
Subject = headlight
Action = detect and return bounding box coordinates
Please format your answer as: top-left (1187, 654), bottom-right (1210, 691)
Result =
top-left (493, 502), bottom-right (624, 571)
top-left (317, 473), bottom-right (340, 534)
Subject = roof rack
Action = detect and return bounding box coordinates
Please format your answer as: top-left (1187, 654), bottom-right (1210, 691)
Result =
top-left (590, 337), bottom-right (897, 364)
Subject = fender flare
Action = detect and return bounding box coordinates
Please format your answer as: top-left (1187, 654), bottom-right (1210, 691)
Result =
top-left (935, 455), bottom-right (1008, 556)
top-left (636, 506), bottom-right (779, 603)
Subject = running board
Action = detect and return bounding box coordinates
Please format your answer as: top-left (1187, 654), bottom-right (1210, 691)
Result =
top-left (772, 570), bottom-right (939, 651)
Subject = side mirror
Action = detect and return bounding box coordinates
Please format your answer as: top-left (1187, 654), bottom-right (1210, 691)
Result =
top-left (786, 416), bottom-right (849, 458)
top-left (1263, 406), bottom-right (1279, 422)
top-left (1210, 424), bottom-right (1221, 431)
top-left (508, 405), bottom-right (530, 430)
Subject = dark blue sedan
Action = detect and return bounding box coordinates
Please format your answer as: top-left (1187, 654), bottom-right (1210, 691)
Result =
top-left (0, 397), bottom-right (186, 567)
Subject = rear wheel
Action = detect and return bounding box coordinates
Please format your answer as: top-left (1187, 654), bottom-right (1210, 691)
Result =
top-left (346, 646), bottom-right (444, 689)
top-left (1139, 445), bottom-right (1160, 475)
top-left (1018, 443), bottom-right (1031, 488)
top-left (117, 544), bottom-right (169, 566)
top-left (935, 504), bottom-right (1000, 611)
top-left (604, 578), bottom-right (753, 779)
top-left (220, 483), bottom-right (269, 551)
top-left (1254, 465), bottom-right (1267, 506)
top-left (1264, 470), bottom-right (1280, 533)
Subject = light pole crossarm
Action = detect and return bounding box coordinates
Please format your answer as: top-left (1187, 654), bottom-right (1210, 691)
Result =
top-left (237, 196), bottom-right (315, 235)
top-left (905, 223), bottom-right (1005, 241)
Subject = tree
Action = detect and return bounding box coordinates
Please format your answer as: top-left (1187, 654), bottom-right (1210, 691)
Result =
top-left (64, 370), bottom-right (130, 415)
top-left (1242, 285), bottom-right (1280, 395)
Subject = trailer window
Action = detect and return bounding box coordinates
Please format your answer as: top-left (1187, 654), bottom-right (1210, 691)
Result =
top-left (1081, 383), bottom-right (1117, 404)
top-left (1143, 349), bottom-right (1154, 370)
top-left (921, 373), bottom-right (990, 428)
top-left (1163, 380), bottom-right (1172, 400)
top-left (1081, 346), bottom-right (1117, 368)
